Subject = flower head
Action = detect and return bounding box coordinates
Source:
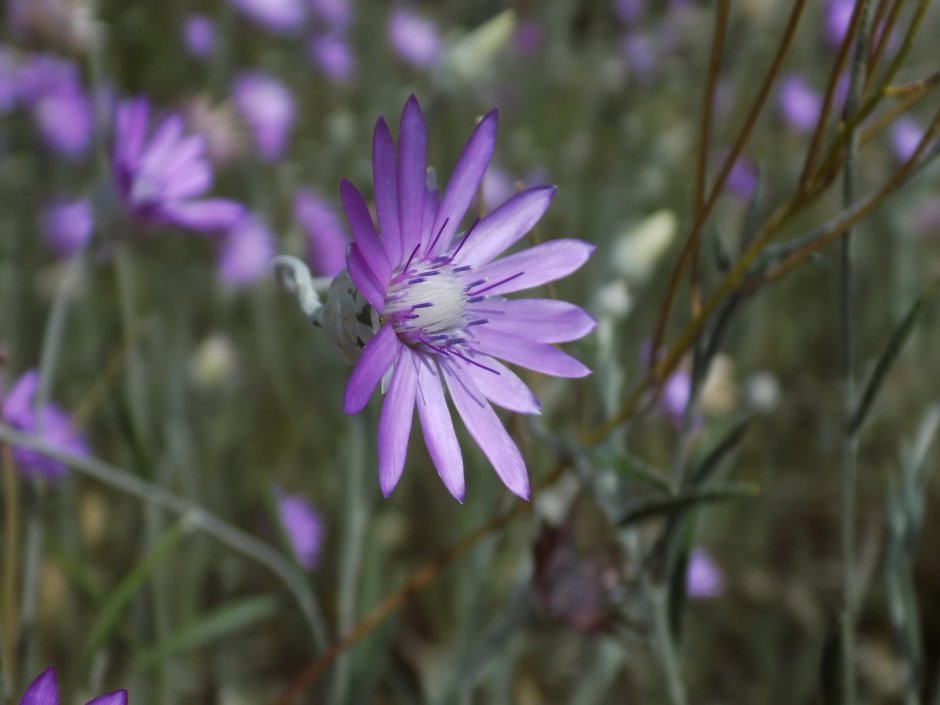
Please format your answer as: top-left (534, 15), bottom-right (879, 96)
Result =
top-left (777, 75), bottom-right (821, 134)
top-left (18, 667), bottom-right (127, 705)
top-left (217, 215), bottom-right (276, 288)
top-left (686, 548), bottom-right (724, 599)
top-left (275, 488), bottom-right (324, 570)
top-left (112, 97), bottom-right (243, 233)
top-left (294, 187), bottom-right (350, 277)
top-left (340, 96), bottom-right (595, 501)
top-left (889, 116), bottom-right (924, 164)
top-left (182, 14), bottom-right (216, 59)
top-left (2, 369), bottom-right (87, 479)
top-left (232, 72), bottom-right (295, 162)
top-left (42, 197), bottom-right (93, 258)
top-left (388, 8), bottom-right (442, 69)
top-left (230, 0), bottom-right (305, 33)
top-left (308, 33), bottom-right (356, 83)
top-left (17, 54), bottom-right (92, 159)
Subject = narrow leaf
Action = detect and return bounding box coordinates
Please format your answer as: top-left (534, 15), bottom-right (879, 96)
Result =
top-left (690, 416), bottom-right (752, 486)
top-left (134, 595), bottom-right (281, 669)
top-left (604, 453), bottom-right (673, 494)
top-left (84, 518), bottom-right (191, 659)
top-left (849, 279), bottom-right (940, 434)
top-left (617, 483), bottom-right (760, 527)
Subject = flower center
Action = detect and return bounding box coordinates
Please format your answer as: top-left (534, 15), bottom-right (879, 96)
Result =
top-left (385, 259), bottom-right (470, 348)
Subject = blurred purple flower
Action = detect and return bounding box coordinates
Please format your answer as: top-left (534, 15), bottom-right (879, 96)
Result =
top-left (614, 0), bottom-right (644, 24)
top-left (513, 20), bottom-right (542, 57)
top-left (230, 0), bottom-right (305, 33)
top-left (294, 187), bottom-right (349, 277)
top-left (18, 667), bottom-right (127, 705)
top-left (232, 72), bottom-right (295, 162)
top-left (889, 116), bottom-right (924, 164)
top-left (275, 488), bottom-right (324, 570)
top-left (182, 14), bottom-right (216, 59)
top-left (217, 216), bottom-right (276, 287)
top-left (388, 8), bottom-right (441, 69)
top-left (308, 32), bottom-right (356, 83)
top-left (340, 96), bottom-right (594, 500)
top-left (309, 0), bottom-right (351, 28)
top-left (482, 166), bottom-right (514, 212)
top-left (661, 368), bottom-right (691, 425)
top-left (717, 149), bottom-right (757, 201)
top-left (686, 548), bottom-right (724, 599)
top-left (824, 0), bottom-right (854, 50)
top-left (2, 369), bottom-right (87, 480)
top-left (619, 33), bottom-right (656, 84)
top-left (777, 75), bottom-right (821, 134)
top-left (112, 97), bottom-right (244, 233)
top-left (17, 54), bottom-right (92, 159)
top-left (42, 197), bottom-right (93, 258)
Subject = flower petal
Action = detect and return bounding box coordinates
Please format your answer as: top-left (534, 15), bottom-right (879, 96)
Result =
top-left (378, 348), bottom-right (418, 497)
top-left (467, 239), bottom-right (594, 297)
top-left (472, 326), bottom-right (591, 378)
top-left (397, 96), bottom-right (426, 258)
top-left (160, 198), bottom-right (244, 232)
top-left (469, 298), bottom-right (596, 343)
top-left (452, 185), bottom-right (555, 266)
top-left (461, 354), bottom-right (540, 414)
top-left (416, 362), bottom-right (464, 501)
top-left (340, 179), bottom-right (391, 283)
top-left (343, 323), bottom-right (399, 414)
top-left (114, 97), bottom-right (149, 169)
top-left (86, 691), bottom-right (128, 705)
top-left (19, 667), bottom-right (58, 705)
top-left (444, 365), bottom-right (529, 499)
top-left (346, 244), bottom-right (386, 312)
top-left (372, 117), bottom-right (401, 264)
top-left (420, 187), bottom-right (440, 250)
top-left (429, 109), bottom-right (498, 255)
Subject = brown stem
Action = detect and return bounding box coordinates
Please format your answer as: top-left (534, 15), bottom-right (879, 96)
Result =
top-left (649, 0), bottom-right (808, 377)
top-left (864, 0), bottom-right (904, 92)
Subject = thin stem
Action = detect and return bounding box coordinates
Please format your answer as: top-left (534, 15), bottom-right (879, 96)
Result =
top-left (690, 0), bottom-right (731, 316)
top-left (649, 0), bottom-right (808, 373)
top-left (1, 444), bottom-right (18, 701)
top-left (268, 462), bottom-right (568, 705)
top-left (838, 2), bottom-right (874, 700)
top-left (799, 0), bottom-right (866, 189)
top-left (0, 424), bottom-right (329, 652)
top-left (864, 0), bottom-right (904, 93)
top-left (649, 580), bottom-right (687, 705)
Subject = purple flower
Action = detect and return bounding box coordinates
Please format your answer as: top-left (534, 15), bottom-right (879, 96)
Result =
top-left (661, 368), bottom-right (691, 425)
top-left (716, 149), bottom-right (757, 201)
top-left (514, 20), bottom-right (542, 57)
top-left (309, 0), bottom-right (351, 28)
top-left (182, 14), bottom-right (216, 59)
top-left (2, 370), bottom-right (87, 479)
top-left (42, 197), bottom-right (93, 258)
top-left (686, 548), bottom-right (724, 599)
top-left (388, 8), bottom-right (442, 69)
top-left (230, 0), bottom-right (305, 33)
top-left (18, 667), bottom-right (126, 705)
top-left (308, 33), bottom-right (356, 84)
top-left (614, 0), bottom-right (644, 24)
top-left (112, 97), bottom-right (243, 233)
top-left (217, 216), bottom-right (276, 287)
top-left (294, 188), bottom-right (349, 277)
top-left (232, 72), bottom-right (295, 162)
top-left (824, 0), bottom-right (854, 50)
top-left (340, 96), bottom-right (595, 501)
top-left (275, 489), bottom-right (324, 570)
top-left (777, 75), bottom-right (821, 134)
top-left (17, 54), bottom-right (92, 159)
top-left (619, 33), bottom-right (657, 84)
top-left (890, 116), bottom-right (924, 164)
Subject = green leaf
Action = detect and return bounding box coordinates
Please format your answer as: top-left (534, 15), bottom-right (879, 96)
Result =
top-left (134, 595), bottom-right (281, 669)
top-left (690, 416), bottom-right (752, 486)
top-left (617, 482), bottom-right (760, 527)
top-left (849, 279), bottom-right (940, 434)
top-left (604, 453), bottom-right (674, 494)
top-left (84, 517), bottom-right (191, 660)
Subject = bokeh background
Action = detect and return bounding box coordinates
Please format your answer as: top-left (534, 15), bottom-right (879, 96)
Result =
top-left (1, 0), bottom-right (939, 703)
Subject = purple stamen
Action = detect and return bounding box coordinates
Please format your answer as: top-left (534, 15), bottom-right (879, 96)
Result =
top-left (412, 302), bottom-right (433, 309)
top-left (402, 242), bottom-right (422, 273)
top-left (449, 217), bottom-right (480, 261)
top-left (426, 217), bottom-right (450, 254)
top-left (468, 271), bottom-right (525, 297)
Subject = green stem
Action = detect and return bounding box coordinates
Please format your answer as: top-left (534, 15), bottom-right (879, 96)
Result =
top-left (0, 424), bottom-right (328, 651)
